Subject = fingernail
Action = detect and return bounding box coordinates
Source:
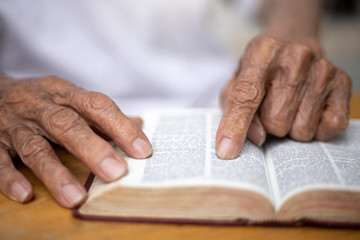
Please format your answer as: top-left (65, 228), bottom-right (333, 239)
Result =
top-left (217, 137), bottom-right (237, 159)
top-left (257, 128), bottom-right (266, 146)
top-left (62, 184), bottom-right (86, 207)
top-left (132, 137), bottom-right (152, 158)
top-left (100, 157), bottom-right (126, 181)
top-left (248, 123), bottom-right (266, 146)
top-left (11, 181), bottom-right (29, 203)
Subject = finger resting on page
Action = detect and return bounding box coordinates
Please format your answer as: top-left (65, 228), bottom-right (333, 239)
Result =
top-left (57, 89), bottom-right (152, 159)
top-left (35, 104), bottom-right (128, 182)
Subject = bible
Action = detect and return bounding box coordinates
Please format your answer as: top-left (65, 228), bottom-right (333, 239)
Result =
top-left (74, 109), bottom-right (360, 227)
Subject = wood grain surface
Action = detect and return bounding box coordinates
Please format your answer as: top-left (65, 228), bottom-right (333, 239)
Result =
top-left (1, 94), bottom-right (360, 240)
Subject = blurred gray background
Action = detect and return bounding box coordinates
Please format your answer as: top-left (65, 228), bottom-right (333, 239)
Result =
top-left (322, 0), bottom-right (360, 92)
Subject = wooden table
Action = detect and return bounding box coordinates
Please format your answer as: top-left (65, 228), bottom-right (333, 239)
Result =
top-left (2, 95), bottom-right (360, 240)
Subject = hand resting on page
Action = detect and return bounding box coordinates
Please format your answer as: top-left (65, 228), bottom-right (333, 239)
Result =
top-left (0, 75), bottom-right (152, 208)
top-left (216, 35), bottom-right (351, 159)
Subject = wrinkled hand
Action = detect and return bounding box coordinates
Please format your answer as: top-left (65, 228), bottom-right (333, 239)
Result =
top-left (0, 75), bottom-right (152, 207)
top-left (216, 35), bottom-right (351, 159)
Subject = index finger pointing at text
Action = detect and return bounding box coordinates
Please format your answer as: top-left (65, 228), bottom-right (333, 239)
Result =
top-left (216, 36), bottom-right (280, 159)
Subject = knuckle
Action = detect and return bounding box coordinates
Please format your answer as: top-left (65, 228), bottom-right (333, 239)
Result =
top-left (289, 43), bottom-right (313, 57)
top-left (289, 43), bottom-right (313, 65)
top-left (229, 81), bottom-right (261, 107)
top-left (20, 135), bottom-right (50, 161)
top-left (85, 92), bottom-right (115, 113)
top-left (317, 58), bottom-right (334, 73)
top-left (39, 75), bottom-right (61, 84)
top-left (37, 75), bottom-right (64, 88)
top-left (116, 116), bottom-right (139, 136)
top-left (41, 164), bottom-right (70, 186)
top-left (0, 163), bottom-right (12, 177)
top-left (251, 35), bottom-right (279, 47)
top-left (325, 114), bottom-right (349, 133)
top-left (263, 121), bottom-right (288, 137)
top-left (312, 58), bottom-right (336, 89)
top-left (230, 67), bottom-right (266, 107)
top-left (260, 108), bottom-right (289, 137)
top-left (0, 149), bottom-right (13, 174)
top-left (336, 69), bottom-right (352, 90)
top-left (290, 123), bottom-right (315, 142)
top-left (279, 44), bottom-right (313, 86)
top-left (243, 35), bottom-right (281, 68)
top-left (3, 82), bottom-right (32, 105)
top-left (43, 107), bottom-right (82, 136)
top-left (37, 75), bottom-right (76, 93)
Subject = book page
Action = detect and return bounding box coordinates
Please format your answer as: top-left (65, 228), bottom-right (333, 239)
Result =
top-left (265, 120), bottom-right (360, 210)
top-left (141, 113), bottom-right (207, 182)
top-left (87, 109), bottom-right (272, 203)
top-left (321, 121), bottom-right (360, 186)
top-left (114, 108), bottom-right (273, 201)
top-left (208, 113), bottom-right (272, 198)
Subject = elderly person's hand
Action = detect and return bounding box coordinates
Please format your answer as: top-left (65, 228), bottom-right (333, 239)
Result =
top-left (216, 35), bottom-right (351, 159)
top-left (215, 0), bottom-right (352, 159)
top-left (0, 74), bottom-right (152, 207)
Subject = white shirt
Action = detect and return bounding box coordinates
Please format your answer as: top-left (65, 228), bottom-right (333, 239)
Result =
top-left (0, 0), bottom-right (261, 115)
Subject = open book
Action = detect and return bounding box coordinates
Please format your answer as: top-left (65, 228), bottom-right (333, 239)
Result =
top-left (74, 109), bottom-right (360, 227)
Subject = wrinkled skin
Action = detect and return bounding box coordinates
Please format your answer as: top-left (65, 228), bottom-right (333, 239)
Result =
top-left (0, 36), bottom-right (351, 208)
top-left (0, 76), bottom-right (152, 207)
top-left (215, 35), bottom-right (351, 159)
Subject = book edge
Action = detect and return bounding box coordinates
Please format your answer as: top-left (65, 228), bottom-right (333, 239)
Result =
top-left (72, 173), bottom-right (360, 228)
